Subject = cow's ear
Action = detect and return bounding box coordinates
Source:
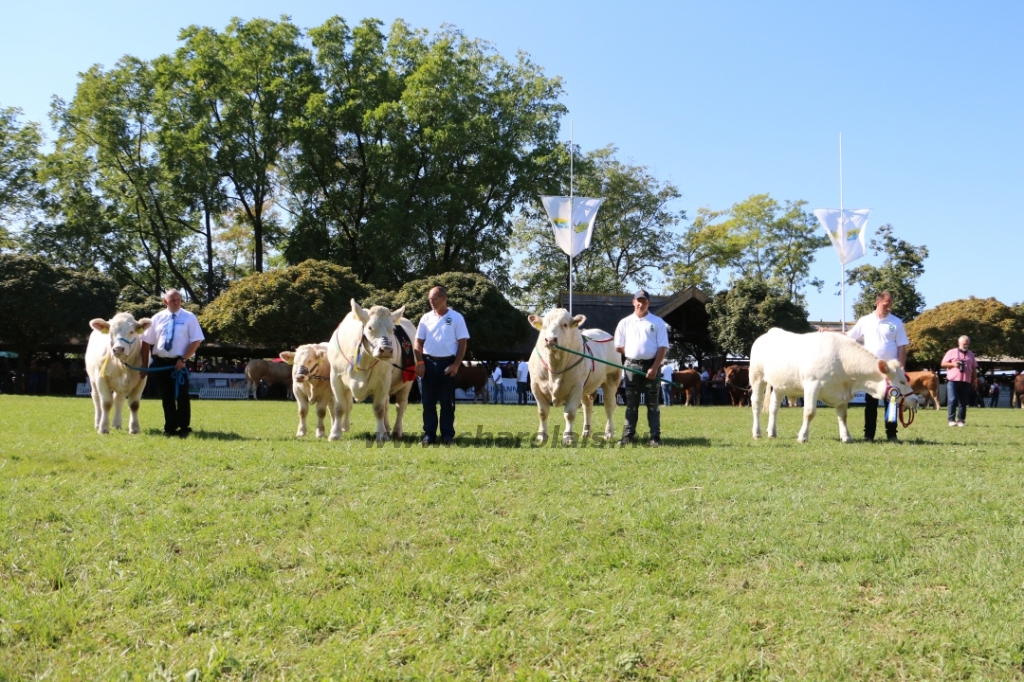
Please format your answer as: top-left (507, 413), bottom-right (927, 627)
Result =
top-left (391, 305), bottom-right (406, 324)
top-left (90, 319), bottom-right (110, 333)
top-left (136, 318), bottom-right (153, 332)
top-left (351, 299), bottom-right (369, 324)
top-left (315, 346), bottom-right (327, 359)
top-left (279, 351), bottom-right (295, 365)
top-left (528, 314), bottom-right (543, 330)
top-left (877, 359), bottom-right (888, 375)
top-left (571, 314), bottom-right (587, 328)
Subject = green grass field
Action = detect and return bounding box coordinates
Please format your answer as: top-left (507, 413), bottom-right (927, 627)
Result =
top-left (2, 395), bottom-right (1024, 680)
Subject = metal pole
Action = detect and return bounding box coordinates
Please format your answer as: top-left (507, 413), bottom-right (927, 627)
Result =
top-left (569, 120), bottom-right (574, 316)
top-left (840, 133), bottom-right (846, 332)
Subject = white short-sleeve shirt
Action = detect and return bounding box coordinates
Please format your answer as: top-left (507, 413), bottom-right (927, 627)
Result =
top-left (846, 312), bottom-right (908, 362)
top-left (661, 364), bottom-right (674, 381)
top-left (517, 361), bottom-right (530, 383)
top-left (614, 312), bottom-right (669, 360)
top-left (416, 308), bottom-right (470, 357)
top-left (142, 308), bottom-right (205, 359)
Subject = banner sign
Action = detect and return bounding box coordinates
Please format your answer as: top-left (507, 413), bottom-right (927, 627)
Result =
top-left (814, 208), bottom-right (870, 265)
top-left (540, 196), bottom-right (605, 258)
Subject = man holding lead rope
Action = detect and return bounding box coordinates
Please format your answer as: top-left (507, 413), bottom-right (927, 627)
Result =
top-left (614, 289), bottom-right (669, 447)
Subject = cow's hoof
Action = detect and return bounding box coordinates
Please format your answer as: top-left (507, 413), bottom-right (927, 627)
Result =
top-left (797, 437), bottom-right (808, 443)
top-left (581, 430), bottom-right (591, 439)
top-left (841, 437), bottom-right (852, 443)
top-left (535, 434), bottom-right (547, 445)
top-left (562, 436), bottom-right (575, 446)
top-left (315, 431), bottom-right (325, 439)
top-left (391, 431), bottom-right (403, 440)
top-left (328, 433), bottom-right (341, 441)
top-left (129, 428), bottom-right (140, 435)
top-left (376, 434), bottom-right (391, 443)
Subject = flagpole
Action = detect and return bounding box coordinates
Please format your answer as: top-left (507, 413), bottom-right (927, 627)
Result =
top-left (840, 133), bottom-right (846, 332)
top-left (569, 120), bottom-right (574, 316)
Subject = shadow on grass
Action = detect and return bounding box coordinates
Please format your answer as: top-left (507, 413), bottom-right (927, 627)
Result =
top-left (142, 428), bottom-right (246, 441)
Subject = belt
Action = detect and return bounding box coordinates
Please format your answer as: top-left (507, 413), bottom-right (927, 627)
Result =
top-left (625, 357), bottom-right (655, 365)
top-left (424, 354), bottom-right (455, 361)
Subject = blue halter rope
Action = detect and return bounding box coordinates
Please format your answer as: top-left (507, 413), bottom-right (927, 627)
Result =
top-left (118, 360), bottom-right (190, 399)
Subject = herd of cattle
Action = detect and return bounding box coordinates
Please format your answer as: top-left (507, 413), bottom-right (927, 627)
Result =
top-left (84, 302), bottom-right (1024, 442)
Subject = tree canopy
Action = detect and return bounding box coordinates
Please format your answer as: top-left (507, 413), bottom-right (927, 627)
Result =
top-left (905, 297), bottom-right (1024, 368)
top-left (0, 254), bottom-right (119, 375)
top-left (0, 105), bottom-right (42, 249)
top-left (707, 278), bottom-right (812, 357)
top-left (847, 224), bottom-right (928, 323)
top-left (200, 259), bottom-right (369, 350)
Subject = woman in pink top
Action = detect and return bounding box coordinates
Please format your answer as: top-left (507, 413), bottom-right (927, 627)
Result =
top-left (941, 335), bottom-right (977, 427)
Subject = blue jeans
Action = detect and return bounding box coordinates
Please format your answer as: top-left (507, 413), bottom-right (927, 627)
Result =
top-left (948, 381), bottom-right (971, 423)
top-left (421, 356), bottom-right (456, 442)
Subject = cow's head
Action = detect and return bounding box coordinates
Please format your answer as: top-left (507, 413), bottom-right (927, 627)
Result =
top-left (281, 344), bottom-right (328, 383)
top-left (351, 299), bottom-right (406, 358)
top-left (878, 359), bottom-right (920, 410)
top-left (528, 308), bottom-right (586, 349)
top-left (90, 313), bottom-right (152, 358)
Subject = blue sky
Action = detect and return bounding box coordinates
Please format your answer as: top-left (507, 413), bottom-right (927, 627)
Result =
top-left (4, 0), bottom-right (1021, 322)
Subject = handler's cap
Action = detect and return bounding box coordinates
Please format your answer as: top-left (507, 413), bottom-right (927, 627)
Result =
top-left (633, 289), bottom-right (650, 301)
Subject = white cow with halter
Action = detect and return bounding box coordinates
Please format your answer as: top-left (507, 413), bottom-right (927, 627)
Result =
top-left (326, 300), bottom-right (417, 442)
top-left (84, 313), bottom-right (153, 434)
top-left (750, 328), bottom-right (919, 442)
top-left (280, 343), bottom-right (334, 438)
top-left (528, 308), bottom-right (621, 445)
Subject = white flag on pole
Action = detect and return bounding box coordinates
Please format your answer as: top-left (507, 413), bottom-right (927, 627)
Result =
top-left (540, 196), bottom-right (605, 258)
top-left (813, 208), bottom-right (870, 265)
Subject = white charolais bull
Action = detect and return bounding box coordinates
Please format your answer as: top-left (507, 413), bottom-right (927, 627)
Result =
top-left (327, 300), bottom-right (417, 442)
top-left (528, 309), bottom-right (621, 445)
top-left (750, 328), bottom-right (919, 442)
top-left (84, 313), bottom-right (153, 434)
top-left (280, 343), bottom-right (333, 438)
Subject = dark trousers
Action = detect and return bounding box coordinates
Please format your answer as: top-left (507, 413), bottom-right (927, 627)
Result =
top-left (864, 393), bottom-right (897, 441)
top-left (422, 356), bottom-right (456, 442)
top-left (623, 359), bottom-right (661, 439)
top-left (990, 390), bottom-right (1000, 408)
top-left (517, 381), bottom-right (529, 405)
top-left (948, 381), bottom-right (971, 423)
top-left (151, 357), bottom-right (191, 433)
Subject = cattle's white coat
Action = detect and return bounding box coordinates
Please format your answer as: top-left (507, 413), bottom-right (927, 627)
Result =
top-left (280, 343), bottom-right (334, 438)
top-left (327, 300), bottom-right (416, 442)
top-left (528, 309), bottom-right (620, 445)
top-left (750, 328), bottom-right (919, 442)
top-left (84, 313), bottom-right (152, 434)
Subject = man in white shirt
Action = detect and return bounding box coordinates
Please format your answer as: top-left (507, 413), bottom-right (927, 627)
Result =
top-left (491, 363), bottom-right (504, 404)
top-left (661, 363), bottom-right (674, 406)
top-left (140, 289), bottom-right (205, 437)
top-left (614, 290), bottom-right (670, 447)
top-left (845, 291), bottom-right (909, 442)
top-left (516, 357), bottom-right (530, 405)
top-left (414, 286), bottom-right (469, 445)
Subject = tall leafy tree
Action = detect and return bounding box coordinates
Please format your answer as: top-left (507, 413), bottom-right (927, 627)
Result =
top-left (708, 278), bottom-right (812, 357)
top-left (666, 206), bottom-right (744, 292)
top-left (285, 17), bottom-right (565, 289)
top-left (511, 145), bottom-right (684, 311)
top-left (905, 297), bottom-right (1024, 368)
top-left (846, 224), bottom-right (928, 323)
top-left (0, 105), bottom-right (43, 249)
top-left (168, 16), bottom-right (316, 273)
top-left (39, 58), bottom-right (203, 300)
top-left (723, 193), bottom-right (829, 304)
top-left (0, 254), bottom-right (118, 387)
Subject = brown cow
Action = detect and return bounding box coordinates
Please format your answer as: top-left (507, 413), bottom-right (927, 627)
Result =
top-left (905, 370), bottom-right (940, 410)
top-left (1015, 373), bottom-right (1024, 409)
top-left (456, 363), bottom-right (491, 404)
top-left (724, 365), bottom-right (750, 406)
top-left (671, 369), bottom-right (702, 406)
top-left (245, 358), bottom-right (294, 400)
